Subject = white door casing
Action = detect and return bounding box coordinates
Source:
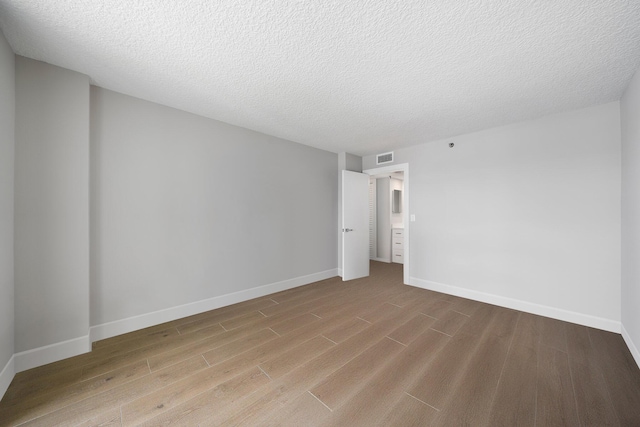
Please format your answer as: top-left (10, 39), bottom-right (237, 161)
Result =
top-left (363, 163), bottom-right (410, 285)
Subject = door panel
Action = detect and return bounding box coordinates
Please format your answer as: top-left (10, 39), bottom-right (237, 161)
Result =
top-left (342, 170), bottom-right (370, 281)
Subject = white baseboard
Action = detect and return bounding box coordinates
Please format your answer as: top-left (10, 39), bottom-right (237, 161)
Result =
top-left (0, 355), bottom-right (15, 401)
top-left (410, 277), bottom-right (621, 333)
top-left (90, 268), bottom-right (339, 343)
top-left (14, 335), bottom-right (91, 373)
top-left (622, 324), bottom-right (640, 369)
top-left (371, 257), bottom-right (391, 263)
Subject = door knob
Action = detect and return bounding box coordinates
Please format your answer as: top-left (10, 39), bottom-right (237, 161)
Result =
top-left (343, 228), bottom-right (354, 232)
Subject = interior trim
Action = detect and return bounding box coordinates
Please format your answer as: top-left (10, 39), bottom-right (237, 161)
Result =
top-left (622, 324), bottom-right (640, 369)
top-left (89, 268), bottom-right (339, 343)
top-left (410, 277), bottom-right (621, 334)
top-left (14, 335), bottom-right (91, 373)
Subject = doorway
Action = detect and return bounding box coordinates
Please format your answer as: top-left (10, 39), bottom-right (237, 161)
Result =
top-left (368, 172), bottom-right (404, 263)
top-left (363, 163), bottom-right (410, 285)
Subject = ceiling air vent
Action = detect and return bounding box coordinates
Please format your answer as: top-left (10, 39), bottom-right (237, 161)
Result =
top-left (376, 151), bottom-right (394, 165)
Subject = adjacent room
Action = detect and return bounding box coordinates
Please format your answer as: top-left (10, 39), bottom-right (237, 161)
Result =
top-left (1, 1), bottom-right (640, 425)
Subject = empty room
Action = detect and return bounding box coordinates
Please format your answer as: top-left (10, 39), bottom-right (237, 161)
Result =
top-left (1, 1), bottom-right (640, 425)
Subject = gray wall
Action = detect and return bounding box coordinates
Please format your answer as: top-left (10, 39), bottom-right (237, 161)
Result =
top-left (0, 30), bottom-right (15, 385)
top-left (90, 87), bottom-right (337, 326)
top-left (363, 102), bottom-right (621, 329)
top-left (621, 67), bottom-right (640, 364)
top-left (14, 57), bottom-right (90, 352)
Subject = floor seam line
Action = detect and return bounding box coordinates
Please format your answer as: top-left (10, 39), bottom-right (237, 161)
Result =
top-left (385, 336), bottom-right (408, 347)
top-left (404, 392), bottom-right (440, 412)
top-left (452, 310), bottom-right (471, 317)
top-left (269, 327), bottom-right (281, 337)
top-left (308, 390), bottom-right (334, 412)
top-left (257, 365), bottom-right (272, 380)
top-left (321, 335), bottom-right (338, 345)
top-left (429, 327), bottom-right (453, 337)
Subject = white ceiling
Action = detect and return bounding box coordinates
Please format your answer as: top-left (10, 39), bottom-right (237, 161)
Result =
top-left (1, 1), bottom-right (640, 156)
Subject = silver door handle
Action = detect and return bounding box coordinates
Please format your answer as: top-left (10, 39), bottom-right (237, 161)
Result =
top-left (342, 228), bottom-right (354, 232)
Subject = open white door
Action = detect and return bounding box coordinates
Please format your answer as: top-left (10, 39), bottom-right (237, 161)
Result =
top-left (342, 170), bottom-right (370, 281)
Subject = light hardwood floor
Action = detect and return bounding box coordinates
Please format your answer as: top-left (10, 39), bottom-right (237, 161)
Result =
top-left (1, 262), bottom-right (640, 426)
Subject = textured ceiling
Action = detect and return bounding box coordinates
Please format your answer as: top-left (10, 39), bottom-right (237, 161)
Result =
top-left (1, 1), bottom-right (640, 156)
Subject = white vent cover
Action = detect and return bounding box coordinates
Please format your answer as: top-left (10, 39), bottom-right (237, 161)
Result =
top-left (376, 152), bottom-right (394, 165)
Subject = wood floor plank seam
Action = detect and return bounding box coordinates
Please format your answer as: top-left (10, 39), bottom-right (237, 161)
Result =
top-left (321, 335), bottom-right (338, 345)
top-left (268, 327), bottom-right (281, 337)
top-left (257, 365), bottom-right (272, 380)
top-left (309, 336), bottom-right (406, 411)
top-left (127, 306), bottom-right (376, 426)
top-left (13, 356), bottom-right (210, 426)
top-left (451, 309), bottom-right (471, 317)
top-left (565, 345), bottom-right (585, 427)
top-left (201, 354), bottom-right (210, 367)
top-left (404, 391), bottom-right (441, 412)
top-left (2, 262), bottom-right (639, 426)
top-left (484, 305), bottom-right (521, 421)
top-left (308, 391), bottom-right (334, 413)
top-left (385, 335), bottom-right (408, 347)
top-left (320, 329), bottom-right (451, 426)
top-left (596, 366), bottom-right (623, 427)
top-left (134, 332), bottom-right (336, 426)
top-left (227, 303), bottom-right (426, 424)
top-left (429, 326), bottom-right (453, 337)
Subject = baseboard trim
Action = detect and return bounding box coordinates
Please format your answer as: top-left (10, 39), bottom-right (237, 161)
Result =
top-left (622, 324), bottom-right (640, 369)
top-left (0, 355), bottom-right (15, 401)
top-left (14, 335), bottom-right (91, 373)
top-left (371, 257), bottom-right (391, 263)
top-left (90, 268), bottom-right (339, 343)
top-left (410, 277), bottom-right (621, 333)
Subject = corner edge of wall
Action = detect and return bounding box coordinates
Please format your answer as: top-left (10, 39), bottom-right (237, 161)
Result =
top-left (13, 335), bottom-right (91, 373)
top-left (622, 324), bottom-right (640, 370)
top-left (0, 355), bottom-right (15, 401)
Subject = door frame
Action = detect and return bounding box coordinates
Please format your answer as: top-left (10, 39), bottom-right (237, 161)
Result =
top-left (363, 163), bottom-right (410, 285)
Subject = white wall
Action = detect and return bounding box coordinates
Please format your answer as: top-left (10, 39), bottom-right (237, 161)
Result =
top-left (0, 29), bottom-right (15, 398)
top-left (90, 88), bottom-right (337, 335)
top-left (621, 67), bottom-right (640, 366)
top-left (14, 57), bottom-right (91, 359)
top-left (363, 102), bottom-right (622, 331)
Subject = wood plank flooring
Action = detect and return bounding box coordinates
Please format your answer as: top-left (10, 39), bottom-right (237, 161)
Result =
top-left (1, 261), bottom-right (639, 426)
